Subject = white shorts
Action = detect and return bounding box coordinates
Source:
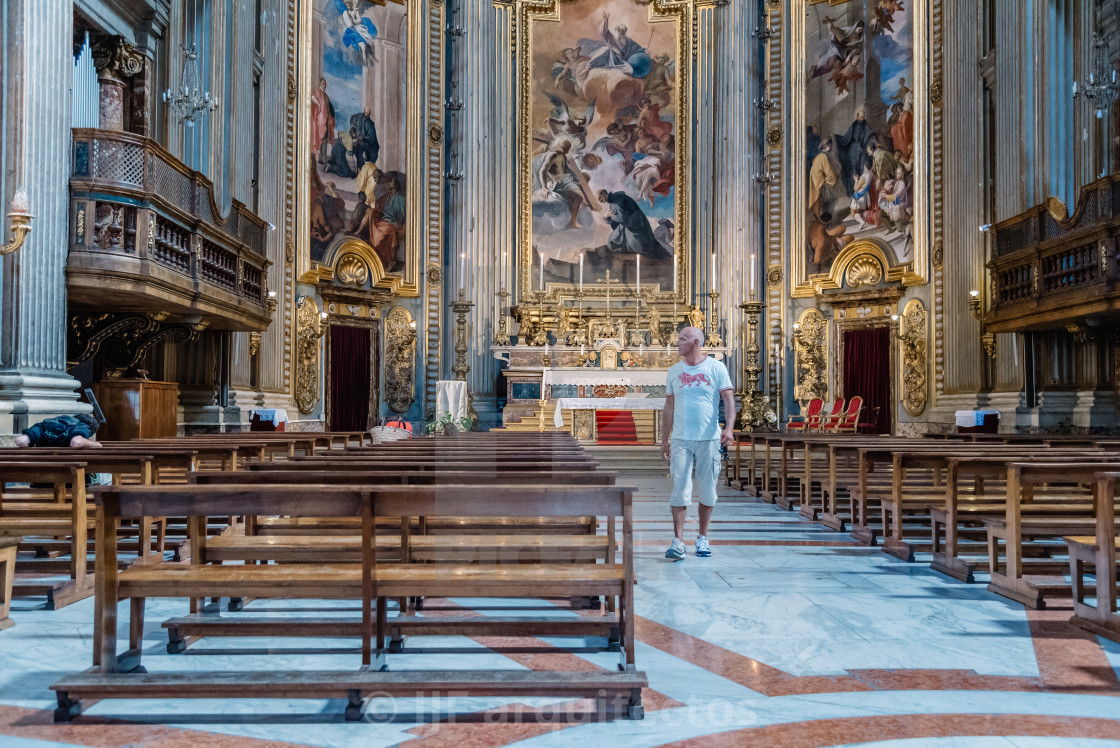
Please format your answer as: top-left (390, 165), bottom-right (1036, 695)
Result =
top-left (669, 438), bottom-right (721, 508)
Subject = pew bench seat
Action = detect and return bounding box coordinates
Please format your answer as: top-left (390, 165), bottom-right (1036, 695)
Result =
top-left (52, 668), bottom-right (648, 722)
top-left (118, 562), bottom-right (625, 600)
top-left (255, 515), bottom-right (598, 535)
top-left (202, 533), bottom-right (610, 563)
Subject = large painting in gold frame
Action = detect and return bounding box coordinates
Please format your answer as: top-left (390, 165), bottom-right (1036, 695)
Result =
top-left (295, 0), bottom-right (441, 297)
top-left (516, 0), bottom-right (698, 305)
top-left (788, 0), bottom-right (929, 296)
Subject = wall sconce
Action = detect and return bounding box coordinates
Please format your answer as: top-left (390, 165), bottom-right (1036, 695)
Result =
top-left (318, 310), bottom-right (329, 338)
top-left (967, 289), bottom-right (983, 320)
top-left (966, 289), bottom-right (996, 358)
top-left (266, 289), bottom-right (278, 315)
top-left (1, 187), bottom-right (33, 256)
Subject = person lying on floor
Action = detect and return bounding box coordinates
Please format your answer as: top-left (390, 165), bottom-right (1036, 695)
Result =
top-left (15, 414), bottom-right (103, 449)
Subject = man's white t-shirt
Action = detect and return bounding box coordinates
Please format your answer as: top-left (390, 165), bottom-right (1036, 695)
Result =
top-left (665, 356), bottom-right (733, 441)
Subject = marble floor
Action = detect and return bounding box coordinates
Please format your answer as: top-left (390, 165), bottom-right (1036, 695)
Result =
top-left (1, 477), bottom-right (1119, 747)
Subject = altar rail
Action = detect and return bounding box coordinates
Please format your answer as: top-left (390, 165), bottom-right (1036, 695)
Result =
top-left (986, 173), bottom-right (1120, 334)
top-left (67, 128), bottom-right (272, 332)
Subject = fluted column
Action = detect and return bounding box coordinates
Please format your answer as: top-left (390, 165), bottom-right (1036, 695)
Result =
top-left (712, 0), bottom-right (762, 396)
top-left (0, 0), bottom-right (84, 435)
top-left (444, 0), bottom-right (501, 425)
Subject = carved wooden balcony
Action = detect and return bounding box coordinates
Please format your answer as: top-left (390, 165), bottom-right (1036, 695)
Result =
top-left (986, 173), bottom-right (1120, 334)
top-left (68, 128), bottom-right (272, 331)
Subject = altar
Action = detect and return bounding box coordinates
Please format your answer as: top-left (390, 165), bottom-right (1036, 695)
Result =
top-left (492, 343), bottom-right (729, 442)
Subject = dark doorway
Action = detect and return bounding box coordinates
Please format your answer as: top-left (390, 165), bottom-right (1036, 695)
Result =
top-left (842, 326), bottom-right (891, 434)
top-left (328, 325), bottom-right (372, 431)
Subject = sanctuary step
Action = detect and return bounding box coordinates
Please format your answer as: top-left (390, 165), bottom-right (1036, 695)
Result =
top-left (596, 411), bottom-right (638, 445)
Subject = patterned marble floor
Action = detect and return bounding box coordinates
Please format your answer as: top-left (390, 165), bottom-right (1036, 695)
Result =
top-left (1, 477), bottom-right (1119, 747)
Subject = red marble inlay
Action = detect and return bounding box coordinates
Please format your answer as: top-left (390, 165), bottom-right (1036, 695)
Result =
top-left (656, 713), bottom-right (1120, 747)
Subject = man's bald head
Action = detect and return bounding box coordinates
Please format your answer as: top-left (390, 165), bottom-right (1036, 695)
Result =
top-left (679, 327), bottom-right (704, 346)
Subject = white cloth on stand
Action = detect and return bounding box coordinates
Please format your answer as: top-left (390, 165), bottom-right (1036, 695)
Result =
top-left (437, 380), bottom-right (468, 421)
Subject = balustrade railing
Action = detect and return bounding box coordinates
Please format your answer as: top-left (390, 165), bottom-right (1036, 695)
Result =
top-left (68, 128), bottom-right (272, 330)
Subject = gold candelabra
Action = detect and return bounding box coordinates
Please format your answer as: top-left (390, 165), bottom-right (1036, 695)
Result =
top-left (450, 289), bottom-right (479, 425)
top-left (493, 287), bottom-right (511, 345)
top-left (707, 291), bottom-right (724, 347)
top-left (735, 299), bottom-right (777, 431)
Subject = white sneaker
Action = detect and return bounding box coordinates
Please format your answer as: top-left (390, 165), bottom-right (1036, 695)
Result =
top-left (664, 538), bottom-right (686, 561)
top-left (695, 535), bottom-right (712, 557)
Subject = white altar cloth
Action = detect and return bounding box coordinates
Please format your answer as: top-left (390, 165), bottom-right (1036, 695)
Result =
top-left (436, 380), bottom-right (468, 422)
top-left (553, 397), bottom-right (666, 428)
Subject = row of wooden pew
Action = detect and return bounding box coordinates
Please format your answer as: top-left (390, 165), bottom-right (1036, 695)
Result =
top-left (10, 431), bottom-right (647, 722)
top-left (729, 431), bottom-right (1120, 641)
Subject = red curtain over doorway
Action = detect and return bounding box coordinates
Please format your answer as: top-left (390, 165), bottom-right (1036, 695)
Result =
top-left (843, 326), bottom-right (891, 434)
top-left (329, 325), bottom-right (371, 432)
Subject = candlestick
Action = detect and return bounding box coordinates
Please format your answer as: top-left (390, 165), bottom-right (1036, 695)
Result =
top-left (451, 290), bottom-right (479, 425)
top-left (735, 299), bottom-right (777, 432)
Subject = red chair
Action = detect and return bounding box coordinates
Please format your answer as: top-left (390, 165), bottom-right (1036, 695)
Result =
top-left (822, 396), bottom-right (863, 433)
top-left (786, 398), bottom-right (824, 432)
top-left (814, 398), bottom-right (846, 432)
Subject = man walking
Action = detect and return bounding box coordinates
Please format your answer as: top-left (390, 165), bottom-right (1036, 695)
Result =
top-left (660, 327), bottom-right (734, 560)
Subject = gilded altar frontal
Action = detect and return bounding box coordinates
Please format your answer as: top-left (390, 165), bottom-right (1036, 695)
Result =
top-left (3, 0), bottom-right (1120, 740)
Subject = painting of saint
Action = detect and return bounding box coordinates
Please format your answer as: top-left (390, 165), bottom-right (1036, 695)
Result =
top-left (529, 0), bottom-right (679, 295)
top-left (804, 0), bottom-right (914, 275)
top-left (308, 0), bottom-right (408, 274)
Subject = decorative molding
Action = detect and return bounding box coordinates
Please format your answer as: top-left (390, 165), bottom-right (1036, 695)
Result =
top-left (767, 264), bottom-right (783, 286)
top-left (426, 264), bottom-right (442, 285)
top-left (384, 306), bottom-right (417, 414)
top-left (67, 311), bottom-right (207, 373)
top-left (899, 298), bottom-right (928, 416)
top-left (766, 125), bottom-right (782, 149)
top-left (845, 254), bottom-right (884, 289)
top-left (92, 36), bottom-right (144, 79)
top-left (295, 297), bottom-right (321, 414)
top-left (929, 73), bottom-right (943, 107)
top-left (793, 308), bottom-right (829, 407)
top-left (336, 254), bottom-right (370, 287)
top-left (248, 331), bottom-right (262, 357)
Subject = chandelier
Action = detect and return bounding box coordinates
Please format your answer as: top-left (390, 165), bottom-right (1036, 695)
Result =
top-left (1073, 32), bottom-right (1119, 120)
top-left (162, 45), bottom-right (218, 128)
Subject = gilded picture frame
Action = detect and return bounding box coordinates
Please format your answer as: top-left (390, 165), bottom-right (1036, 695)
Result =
top-left (514, 0), bottom-right (703, 306)
top-left (788, 0), bottom-right (930, 297)
top-left (295, 0), bottom-right (442, 298)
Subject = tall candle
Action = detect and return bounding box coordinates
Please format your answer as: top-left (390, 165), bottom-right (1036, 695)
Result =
top-left (579, 252), bottom-right (584, 291)
top-left (750, 252), bottom-right (757, 296)
top-left (460, 251), bottom-right (466, 287)
top-left (636, 255), bottom-right (641, 292)
top-left (673, 253), bottom-right (678, 293)
top-left (539, 252), bottom-right (544, 290)
top-left (711, 251), bottom-right (716, 294)
top-left (1012, 333), bottom-right (1019, 367)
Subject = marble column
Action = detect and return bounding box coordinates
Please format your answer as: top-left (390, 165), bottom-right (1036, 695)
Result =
top-left (0, 0), bottom-right (85, 437)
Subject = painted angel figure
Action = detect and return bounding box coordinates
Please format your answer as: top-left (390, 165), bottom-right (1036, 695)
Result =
top-left (335, 0), bottom-right (378, 66)
top-left (536, 92), bottom-right (596, 151)
top-left (809, 17), bottom-right (865, 93)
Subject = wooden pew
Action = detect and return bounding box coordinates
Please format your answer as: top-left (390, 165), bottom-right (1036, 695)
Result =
top-left (51, 482), bottom-right (646, 722)
top-left (986, 461), bottom-right (1120, 608)
top-left (164, 468), bottom-right (619, 650)
top-left (1067, 470), bottom-right (1120, 643)
top-left (0, 538), bottom-right (16, 630)
top-left (0, 462), bottom-right (91, 608)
